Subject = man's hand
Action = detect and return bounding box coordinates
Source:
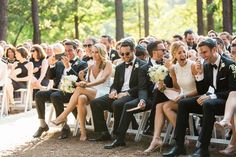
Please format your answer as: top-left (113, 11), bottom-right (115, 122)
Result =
top-left (61, 56), bottom-right (70, 69)
top-left (109, 90), bottom-right (117, 99)
top-left (195, 57), bottom-right (203, 74)
top-left (137, 99), bottom-right (146, 110)
top-left (117, 92), bottom-right (129, 99)
top-left (197, 94), bottom-right (210, 106)
top-left (48, 56), bottom-right (57, 65)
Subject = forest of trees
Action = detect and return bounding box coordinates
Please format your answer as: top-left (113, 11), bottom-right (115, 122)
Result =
top-left (0, 0), bottom-right (235, 45)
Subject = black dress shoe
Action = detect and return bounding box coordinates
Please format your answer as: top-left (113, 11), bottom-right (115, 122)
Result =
top-left (187, 148), bottom-right (209, 157)
top-left (33, 125), bottom-right (49, 138)
top-left (104, 139), bottom-right (126, 149)
top-left (58, 126), bottom-right (71, 140)
top-left (163, 146), bottom-right (186, 157)
top-left (89, 132), bottom-right (111, 141)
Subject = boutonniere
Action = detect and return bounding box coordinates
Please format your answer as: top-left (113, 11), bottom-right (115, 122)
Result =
top-left (219, 61), bottom-right (225, 71)
top-left (134, 63), bottom-right (139, 69)
top-left (230, 64), bottom-right (236, 78)
top-left (111, 54), bottom-right (115, 58)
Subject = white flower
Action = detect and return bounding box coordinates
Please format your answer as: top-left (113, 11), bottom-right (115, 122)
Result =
top-left (135, 63), bottom-right (139, 69)
top-left (59, 75), bottom-right (78, 93)
top-left (148, 65), bottom-right (168, 83)
top-left (230, 64), bottom-right (236, 78)
top-left (219, 61), bottom-right (225, 71)
top-left (111, 54), bottom-right (115, 58)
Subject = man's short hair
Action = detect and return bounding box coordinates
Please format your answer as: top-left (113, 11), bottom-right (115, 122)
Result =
top-left (147, 40), bottom-right (163, 57)
top-left (173, 34), bottom-right (183, 41)
top-left (197, 38), bottom-right (217, 49)
top-left (135, 45), bottom-right (147, 56)
top-left (64, 40), bottom-right (77, 49)
top-left (120, 39), bottom-right (135, 51)
top-left (101, 35), bottom-right (112, 43)
top-left (184, 29), bottom-right (194, 38)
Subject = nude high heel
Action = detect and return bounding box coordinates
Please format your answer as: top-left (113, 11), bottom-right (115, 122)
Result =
top-left (144, 137), bottom-right (163, 154)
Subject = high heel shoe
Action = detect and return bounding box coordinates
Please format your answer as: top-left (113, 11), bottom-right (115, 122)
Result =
top-left (51, 119), bottom-right (66, 126)
top-left (219, 145), bottom-right (236, 156)
top-left (144, 137), bottom-right (163, 154)
top-left (214, 120), bottom-right (232, 130)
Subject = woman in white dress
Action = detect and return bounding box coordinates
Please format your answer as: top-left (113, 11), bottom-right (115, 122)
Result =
top-left (144, 41), bottom-right (198, 153)
top-left (52, 43), bottom-right (112, 141)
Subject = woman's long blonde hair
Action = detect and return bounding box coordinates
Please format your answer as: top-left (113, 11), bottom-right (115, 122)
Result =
top-left (170, 41), bottom-right (187, 64)
top-left (93, 43), bottom-right (108, 69)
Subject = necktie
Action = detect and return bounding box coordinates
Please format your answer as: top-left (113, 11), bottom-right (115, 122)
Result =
top-left (125, 62), bottom-right (133, 68)
top-left (210, 64), bottom-right (217, 69)
top-left (156, 60), bottom-right (163, 65)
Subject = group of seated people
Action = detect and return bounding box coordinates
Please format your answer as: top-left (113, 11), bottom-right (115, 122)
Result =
top-left (1, 30), bottom-right (236, 157)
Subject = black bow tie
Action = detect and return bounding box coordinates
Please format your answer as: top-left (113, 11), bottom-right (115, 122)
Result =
top-left (210, 64), bottom-right (217, 69)
top-left (125, 62), bottom-right (133, 68)
top-left (70, 60), bottom-right (75, 64)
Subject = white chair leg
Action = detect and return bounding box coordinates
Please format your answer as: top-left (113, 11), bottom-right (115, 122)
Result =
top-left (134, 111), bottom-right (150, 142)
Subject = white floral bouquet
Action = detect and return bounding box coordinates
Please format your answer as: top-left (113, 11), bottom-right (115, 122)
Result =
top-left (59, 75), bottom-right (78, 93)
top-left (230, 64), bottom-right (236, 78)
top-left (148, 65), bottom-right (169, 83)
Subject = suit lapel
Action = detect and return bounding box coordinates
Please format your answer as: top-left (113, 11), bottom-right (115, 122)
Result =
top-left (130, 59), bottom-right (139, 84)
top-left (120, 63), bottom-right (125, 87)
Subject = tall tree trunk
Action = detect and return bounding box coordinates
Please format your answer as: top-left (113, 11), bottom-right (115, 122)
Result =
top-left (74, 0), bottom-right (79, 39)
top-left (115, 0), bottom-right (124, 41)
top-left (222, 0), bottom-right (233, 34)
top-left (0, 0), bottom-right (8, 41)
top-left (144, 0), bottom-right (149, 37)
top-left (196, 0), bottom-right (204, 35)
top-left (137, 0), bottom-right (142, 38)
top-left (207, 0), bottom-right (214, 31)
top-left (31, 0), bottom-right (41, 44)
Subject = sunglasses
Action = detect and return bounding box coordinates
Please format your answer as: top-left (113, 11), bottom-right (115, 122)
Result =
top-left (83, 44), bottom-right (92, 48)
top-left (120, 52), bottom-right (131, 56)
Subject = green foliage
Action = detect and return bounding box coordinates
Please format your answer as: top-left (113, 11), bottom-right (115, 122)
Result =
top-left (6, 0), bottom-right (235, 45)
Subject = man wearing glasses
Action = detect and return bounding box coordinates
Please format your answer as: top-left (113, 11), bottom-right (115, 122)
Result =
top-left (89, 39), bottom-right (146, 142)
top-left (82, 37), bottom-right (97, 64)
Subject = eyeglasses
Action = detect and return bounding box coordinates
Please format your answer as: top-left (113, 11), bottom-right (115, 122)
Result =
top-left (156, 49), bottom-right (166, 52)
top-left (83, 44), bottom-right (92, 48)
top-left (120, 52), bottom-right (130, 56)
top-left (31, 49), bottom-right (36, 53)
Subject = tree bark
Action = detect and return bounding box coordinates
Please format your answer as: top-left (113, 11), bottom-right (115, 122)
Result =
top-left (196, 0), bottom-right (204, 35)
top-left (207, 0), bottom-right (214, 31)
top-left (74, 0), bottom-right (79, 39)
top-left (31, 0), bottom-right (41, 44)
top-left (115, 0), bottom-right (124, 41)
top-left (0, 0), bottom-right (8, 41)
top-left (144, 0), bottom-right (149, 37)
top-left (222, 0), bottom-right (233, 34)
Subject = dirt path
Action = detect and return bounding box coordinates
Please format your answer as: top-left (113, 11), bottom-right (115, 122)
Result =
top-left (0, 109), bottom-right (228, 157)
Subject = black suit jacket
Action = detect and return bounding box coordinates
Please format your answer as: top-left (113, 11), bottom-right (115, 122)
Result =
top-left (196, 56), bottom-right (236, 100)
top-left (46, 58), bottom-right (88, 88)
top-left (111, 58), bottom-right (146, 98)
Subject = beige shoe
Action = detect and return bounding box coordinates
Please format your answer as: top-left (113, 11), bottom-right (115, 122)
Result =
top-left (219, 145), bottom-right (236, 156)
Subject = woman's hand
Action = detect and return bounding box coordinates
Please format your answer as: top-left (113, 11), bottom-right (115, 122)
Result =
top-left (78, 81), bottom-right (87, 88)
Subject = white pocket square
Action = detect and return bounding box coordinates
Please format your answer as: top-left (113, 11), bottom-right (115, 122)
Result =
top-left (219, 77), bottom-right (226, 80)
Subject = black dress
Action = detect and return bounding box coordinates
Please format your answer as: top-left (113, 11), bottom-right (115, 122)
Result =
top-left (12, 61), bottom-right (29, 90)
top-left (31, 59), bottom-right (49, 86)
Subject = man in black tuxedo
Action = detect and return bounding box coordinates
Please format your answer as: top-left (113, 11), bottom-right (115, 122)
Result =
top-left (100, 35), bottom-right (120, 62)
top-left (89, 40), bottom-right (146, 141)
top-left (163, 38), bottom-right (236, 157)
top-left (103, 40), bottom-right (168, 149)
top-left (33, 41), bottom-right (87, 139)
top-left (143, 41), bottom-right (173, 135)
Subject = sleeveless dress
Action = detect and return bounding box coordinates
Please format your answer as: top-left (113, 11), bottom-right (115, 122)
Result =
top-left (31, 58), bottom-right (49, 86)
top-left (12, 61), bottom-right (29, 90)
top-left (174, 60), bottom-right (196, 95)
top-left (88, 68), bottom-right (110, 98)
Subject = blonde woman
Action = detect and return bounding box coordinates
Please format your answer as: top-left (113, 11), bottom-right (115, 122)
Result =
top-left (52, 43), bottom-right (112, 141)
top-left (144, 41), bottom-right (198, 153)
